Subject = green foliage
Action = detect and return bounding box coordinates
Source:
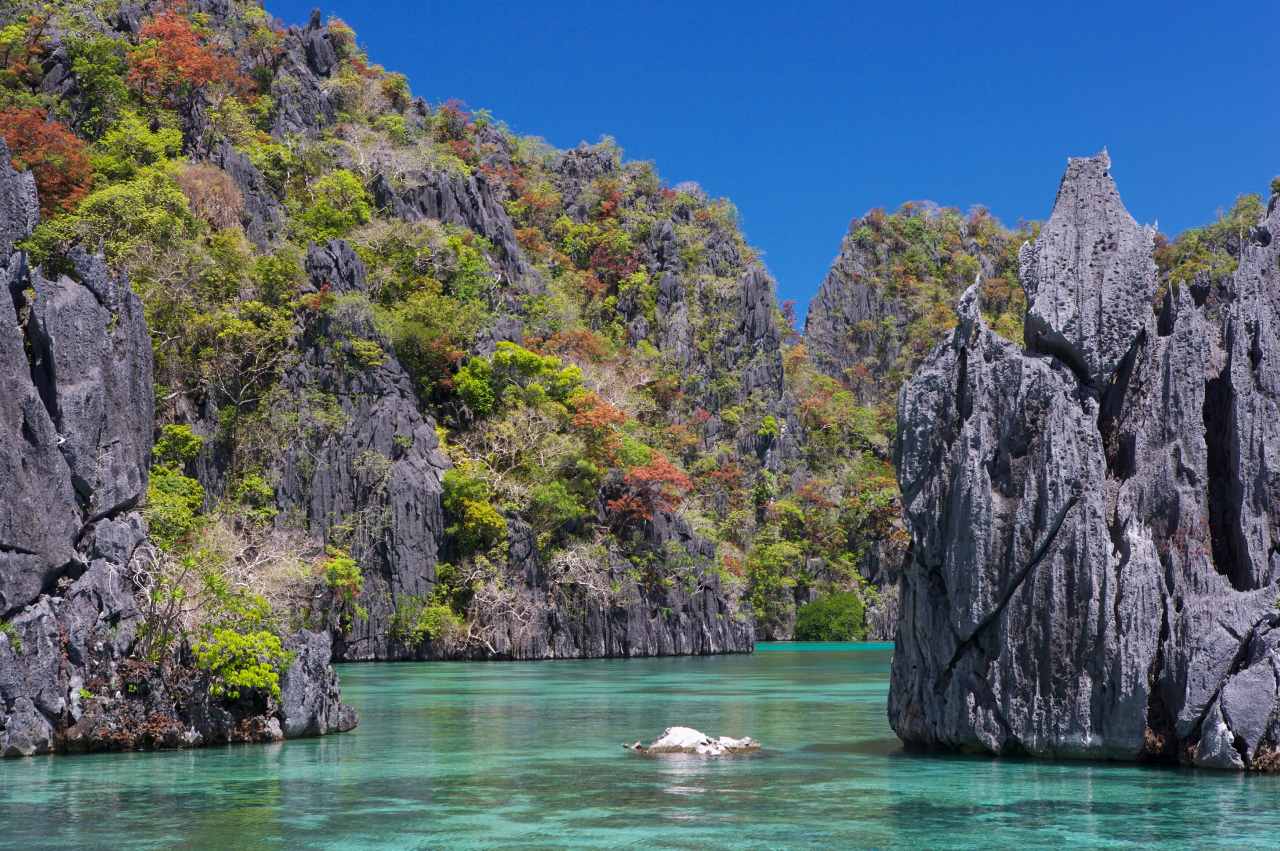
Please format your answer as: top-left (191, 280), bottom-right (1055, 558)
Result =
top-left (745, 537), bottom-right (802, 629)
top-left (1156, 194), bottom-right (1266, 296)
top-left (323, 547), bottom-right (364, 605)
top-left (296, 169), bottom-right (371, 242)
top-left (454, 342), bottom-right (584, 417)
top-left (147, 425), bottom-right (208, 552)
top-left (528, 480), bottom-right (588, 537)
top-left (91, 110), bottom-right (182, 181)
top-left (25, 166), bottom-right (197, 266)
top-left (0, 620), bottom-right (21, 653)
top-left (145, 465), bottom-right (206, 552)
top-left (390, 595), bottom-right (464, 646)
top-left (442, 464), bottom-right (507, 553)
top-left (349, 338), bottom-right (387, 368)
top-left (154, 424), bottom-right (204, 467)
top-left (66, 36), bottom-right (129, 139)
top-left (794, 592), bottom-right (868, 641)
top-left (229, 471), bottom-right (277, 523)
top-left (192, 627), bottom-right (290, 700)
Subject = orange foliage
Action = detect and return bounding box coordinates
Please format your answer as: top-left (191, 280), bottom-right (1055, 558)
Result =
top-left (605, 493), bottom-right (651, 524)
top-left (541, 328), bottom-right (608, 362)
top-left (0, 108), bottom-right (91, 217)
top-left (720, 552), bottom-right (745, 578)
top-left (174, 163), bottom-right (243, 230)
top-left (623, 454), bottom-right (692, 514)
top-left (128, 9), bottom-right (247, 105)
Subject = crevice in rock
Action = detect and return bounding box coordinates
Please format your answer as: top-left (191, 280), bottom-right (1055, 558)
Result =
top-left (1157, 289), bottom-right (1176, 337)
top-left (1203, 363), bottom-right (1251, 590)
top-left (942, 495), bottom-right (1080, 678)
top-left (956, 346), bottom-right (972, 422)
top-left (1141, 600), bottom-right (1177, 762)
top-left (1097, 330), bottom-right (1143, 482)
top-left (1026, 319), bottom-right (1096, 395)
top-left (0, 542), bottom-right (39, 556)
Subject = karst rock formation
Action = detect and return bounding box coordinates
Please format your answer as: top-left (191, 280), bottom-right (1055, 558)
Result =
top-left (890, 151), bottom-right (1280, 770)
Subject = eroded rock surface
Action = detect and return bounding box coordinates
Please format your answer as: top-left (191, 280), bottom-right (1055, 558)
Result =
top-left (890, 153), bottom-right (1280, 770)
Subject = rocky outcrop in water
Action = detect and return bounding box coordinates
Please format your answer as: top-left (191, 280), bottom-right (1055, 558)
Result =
top-left (0, 142), bottom-right (354, 757)
top-left (890, 152), bottom-right (1280, 770)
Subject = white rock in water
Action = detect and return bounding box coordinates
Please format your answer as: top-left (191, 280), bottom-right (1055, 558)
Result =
top-left (624, 726), bottom-right (759, 756)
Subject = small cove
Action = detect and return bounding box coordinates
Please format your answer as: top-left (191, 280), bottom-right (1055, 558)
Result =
top-left (2, 643), bottom-right (1277, 848)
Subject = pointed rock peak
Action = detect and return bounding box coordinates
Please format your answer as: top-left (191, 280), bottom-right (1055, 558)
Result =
top-left (0, 139), bottom-right (39, 259)
top-left (1020, 151), bottom-right (1156, 389)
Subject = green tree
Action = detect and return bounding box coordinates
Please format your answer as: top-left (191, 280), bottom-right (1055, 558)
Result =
top-left (794, 592), bottom-right (868, 641)
top-left (296, 169), bottom-right (371, 242)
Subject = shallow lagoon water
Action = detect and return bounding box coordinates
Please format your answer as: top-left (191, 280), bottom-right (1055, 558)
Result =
top-left (3, 642), bottom-right (1279, 848)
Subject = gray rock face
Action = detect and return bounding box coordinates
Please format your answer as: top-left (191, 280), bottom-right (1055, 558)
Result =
top-left (1019, 151), bottom-right (1158, 389)
top-left (890, 153), bottom-right (1280, 770)
top-left (269, 11), bottom-right (338, 137)
top-left (0, 140), bottom-right (36, 257)
top-left (280, 630), bottom-right (359, 737)
top-left (279, 242), bottom-right (753, 661)
top-left (371, 169), bottom-right (534, 289)
top-left (29, 250), bottom-right (153, 521)
top-left (429, 514), bottom-right (753, 661)
top-left (804, 225), bottom-right (909, 398)
top-left (276, 241), bottom-right (450, 661)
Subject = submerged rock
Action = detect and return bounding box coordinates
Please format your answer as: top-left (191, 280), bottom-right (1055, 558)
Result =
top-left (624, 726), bottom-right (760, 756)
top-left (889, 152), bottom-right (1280, 771)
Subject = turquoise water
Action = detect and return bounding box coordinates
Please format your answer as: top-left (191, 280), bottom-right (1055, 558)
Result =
top-left (3, 642), bottom-right (1280, 848)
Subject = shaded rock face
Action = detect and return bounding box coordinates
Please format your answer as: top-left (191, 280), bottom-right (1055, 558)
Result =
top-left (890, 152), bottom-right (1280, 770)
top-left (805, 232), bottom-right (910, 399)
top-left (270, 10), bottom-right (339, 137)
top-left (0, 144), bottom-right (354, 757)
top-left (371, 169), bottom-right (535, 290)
top-left (426, 514), bottom-right (753, 661)
top-left (275, 241), bottom-right (450, 662)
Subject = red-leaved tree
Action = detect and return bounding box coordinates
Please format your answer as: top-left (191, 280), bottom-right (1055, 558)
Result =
top-left (127, 9), bottom-right (246, 106)
top-left (0, 107), bottom-right (92, 217)
top-left (607, 453), bottom-right (693, 524)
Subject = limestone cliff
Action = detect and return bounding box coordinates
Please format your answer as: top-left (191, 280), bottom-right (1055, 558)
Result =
top-left (0, 141), bottom-right (354, 757)
top-left (890, 152), bottom-right (1280, 770)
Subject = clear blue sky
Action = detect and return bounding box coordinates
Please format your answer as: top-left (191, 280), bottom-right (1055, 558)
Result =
top-left (267, 0), bottom-right (1279, 317)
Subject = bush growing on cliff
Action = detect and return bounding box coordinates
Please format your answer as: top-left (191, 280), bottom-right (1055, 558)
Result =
top-left (0, 107), bottom-right (92, 216)
top-left (296, 169), bottom-right (371, 242)
top-left (442, 464), bottom-right (507, 554)
top-left (145, 426), bottom-right (207, 552)
top-left (794, 592), bottom-right (867, 641)
top-left (192, 627), bottom-right (290, 701)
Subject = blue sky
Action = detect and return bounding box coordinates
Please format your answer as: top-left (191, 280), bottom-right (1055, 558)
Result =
top-left (267, 1), bottom-right (1279, 317)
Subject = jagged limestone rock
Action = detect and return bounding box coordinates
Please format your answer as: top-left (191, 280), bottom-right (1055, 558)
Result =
top-left (370, 169), bottom-right (533, 289)
top-left (275, 241), bottom-right (450, 661)
top-left (0, 144), bottom-right (356, 757)
top-left (1019, 151), bottom-right (1158, 389)
top-left (890, 154), bottom-right (1280, 770)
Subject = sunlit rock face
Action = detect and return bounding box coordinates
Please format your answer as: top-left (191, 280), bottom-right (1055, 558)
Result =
top-left (889, 152), bottom-right (1280, 771)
